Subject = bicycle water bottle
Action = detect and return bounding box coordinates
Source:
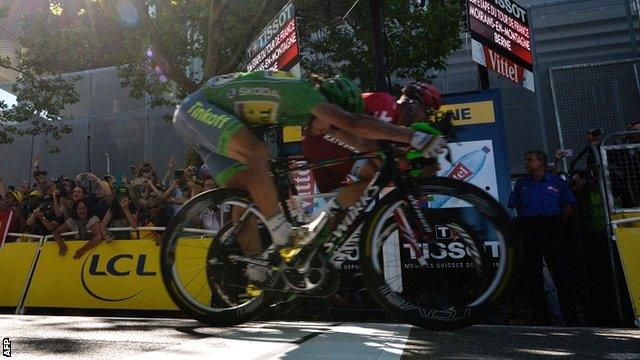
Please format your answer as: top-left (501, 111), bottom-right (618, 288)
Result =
top-left (430, 146), bottom-right (491, 208)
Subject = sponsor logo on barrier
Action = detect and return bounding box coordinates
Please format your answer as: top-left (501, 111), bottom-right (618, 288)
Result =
top-left (81, 252), bottom-right (156, 302)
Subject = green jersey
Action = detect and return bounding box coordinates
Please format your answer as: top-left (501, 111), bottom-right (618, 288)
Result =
top-left (201, 71), bottom-right (326, 126)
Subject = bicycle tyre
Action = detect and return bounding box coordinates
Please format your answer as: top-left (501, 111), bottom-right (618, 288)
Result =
top-left (160, 188), bottom-right (278, 326)
top-left (359, 177), bottom-right (520, 330)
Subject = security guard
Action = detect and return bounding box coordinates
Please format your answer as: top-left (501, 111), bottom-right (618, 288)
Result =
top-left (509, 150), bottom-right (579, 326)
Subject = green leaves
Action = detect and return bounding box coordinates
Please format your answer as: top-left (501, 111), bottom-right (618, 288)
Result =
top-left (297, 0), bottom-right (462, 93)
top-left (0, 0), bottom-right (461, 146)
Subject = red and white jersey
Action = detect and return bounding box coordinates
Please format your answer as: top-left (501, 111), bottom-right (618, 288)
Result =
top-left (362, 92), bottom-right (399, 124)
top-left (301, 91), bottom-right (399, 192)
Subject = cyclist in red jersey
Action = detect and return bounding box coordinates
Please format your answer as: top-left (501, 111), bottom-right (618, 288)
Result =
top-left (301, 82), bottom-right (443, 208)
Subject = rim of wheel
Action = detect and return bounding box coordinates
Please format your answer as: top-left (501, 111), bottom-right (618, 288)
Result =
top-left (166, 198), bottom-right (269, 314)
top-left (368, 199), bottom-right (508, 309)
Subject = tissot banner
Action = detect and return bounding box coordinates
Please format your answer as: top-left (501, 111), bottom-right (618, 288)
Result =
top-left (247, 1), bottom-right (300, 72)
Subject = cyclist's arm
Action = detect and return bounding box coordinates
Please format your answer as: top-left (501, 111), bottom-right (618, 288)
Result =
top-left (321, 127), bottom-right (378, 153)
top-left (311, 103), bottom-right (413, 144)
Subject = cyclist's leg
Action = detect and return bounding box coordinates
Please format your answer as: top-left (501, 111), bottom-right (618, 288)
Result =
top-left (224, 128), bottom-right (281, 219)
top-left (173, 98), bottom-right (290, 250)
top-left (335, 159), bottom-right (379, 207)
top-left (197, 152), bottom-right (262, 256)
top-left (303, 127), bottom-right (381, 208)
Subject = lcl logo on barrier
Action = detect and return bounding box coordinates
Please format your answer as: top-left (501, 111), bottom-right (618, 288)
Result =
top-left (87, 254), bottom-right (156, 276)
top-left (81, 253), bottom-right (156, 302)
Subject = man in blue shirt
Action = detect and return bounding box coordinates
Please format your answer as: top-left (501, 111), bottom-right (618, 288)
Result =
top-left (509, 150), bottom-right (579, 326)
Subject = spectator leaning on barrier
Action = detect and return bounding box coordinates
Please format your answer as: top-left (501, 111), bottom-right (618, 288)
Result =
top-left (52, 199), bottom-right (102, 259)
top-left (23, 191), bottom-right (50, 236)
top-left (75, 172), bottom-right (112, 215)
top-left (509, 150), bottom-right (580, 326)
top-left (135, 195), bottom-right (171, 245)
top-left (25, 200), bottom-right (60, 236)
top-left (101, 195), bottom-right (137, 242)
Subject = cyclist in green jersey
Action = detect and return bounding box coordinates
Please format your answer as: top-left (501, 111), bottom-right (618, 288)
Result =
top-left (173, 70), bottom-right (445, 276)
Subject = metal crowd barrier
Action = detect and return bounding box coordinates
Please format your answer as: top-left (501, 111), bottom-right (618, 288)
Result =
top-left (599, 130), bottom-right (640, 327)
top-left (6, 233), bottom-right (46, 315)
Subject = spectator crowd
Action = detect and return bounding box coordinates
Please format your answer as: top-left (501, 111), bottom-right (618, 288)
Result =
top-left (0, 155), bottom-right (219, 258)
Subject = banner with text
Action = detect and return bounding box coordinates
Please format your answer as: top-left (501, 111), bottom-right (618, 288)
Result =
top-left (25, 240), bottom-right (184, 310)
top-left (467, 0), bottom-right (534, 91)
top-left (472, 38), bottom-right (534, 91)
top-left (247, 1), bottom-right (300, 72)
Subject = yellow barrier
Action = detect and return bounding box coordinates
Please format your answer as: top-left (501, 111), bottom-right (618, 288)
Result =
top-left (25, 239), bottom-right (180, 310)
top-left (0, 242), bottom-right (40, 307)
top-left (615, 227), bottom-right (640, 324)
top-left (612, 213), bottom-right (640, 326)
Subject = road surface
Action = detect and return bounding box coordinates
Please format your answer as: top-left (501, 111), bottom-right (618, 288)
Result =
top-left (1, 315), bottom-right (639, 359)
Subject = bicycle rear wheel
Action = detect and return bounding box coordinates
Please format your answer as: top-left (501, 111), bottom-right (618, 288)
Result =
top-left (359, 177), bottom-right (520, 330)
top-left (160, 189), bottom-right (278, 326)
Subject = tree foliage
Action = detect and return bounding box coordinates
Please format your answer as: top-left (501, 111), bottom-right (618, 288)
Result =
top-left (296, 0), bottom-right (462, 92)
top-left (0, 0), bottom-right (462, 145)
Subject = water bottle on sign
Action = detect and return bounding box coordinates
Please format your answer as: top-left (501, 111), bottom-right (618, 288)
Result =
top-left (430, 146), bottom-right (491, 208)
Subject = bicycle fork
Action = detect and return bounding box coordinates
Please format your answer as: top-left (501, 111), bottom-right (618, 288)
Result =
top-left (393, 193), bottom-right (436, 267)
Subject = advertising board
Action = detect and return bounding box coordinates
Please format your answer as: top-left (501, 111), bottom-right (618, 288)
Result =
top-left (247, 1), bottom-right (300, 72)
top-left (467, 0), bottom-right (534, 91)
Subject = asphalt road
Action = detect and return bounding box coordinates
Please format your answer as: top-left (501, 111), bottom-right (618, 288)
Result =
top-left (1, 315), bottom-right (639, 359)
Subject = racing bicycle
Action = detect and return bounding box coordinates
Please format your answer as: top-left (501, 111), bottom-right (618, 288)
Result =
top-left (159, 133), bottom-right (520, 330)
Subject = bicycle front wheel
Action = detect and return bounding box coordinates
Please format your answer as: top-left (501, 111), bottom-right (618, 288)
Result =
top-left (360, 177), bottom-right (520, 330)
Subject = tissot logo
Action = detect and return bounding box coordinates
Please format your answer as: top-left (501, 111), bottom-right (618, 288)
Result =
top-left (81, 252), bottom-right (156, 302)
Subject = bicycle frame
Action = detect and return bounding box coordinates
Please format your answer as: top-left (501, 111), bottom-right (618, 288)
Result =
top-left (269, 143), bottom-right (430, 268)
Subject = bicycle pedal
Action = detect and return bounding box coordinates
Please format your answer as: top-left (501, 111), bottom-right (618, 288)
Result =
top-left (279, 247), bottom-right (302, 263)
top-left (246, 284), bottom-right (263, 298)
